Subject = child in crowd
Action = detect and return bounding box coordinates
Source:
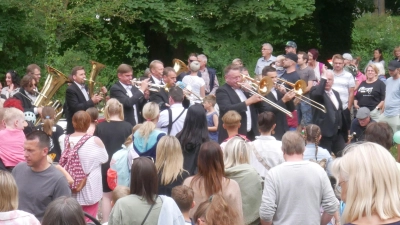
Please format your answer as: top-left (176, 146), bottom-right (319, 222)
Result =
top-left (203, 95), bottom-right (218, 142)
top-left (219, 110), bottom-right (249, 150)
top-left (0, 107), bottom-right (26, 171)
top-left (171, 185), bottom-right (195, 225)
top-left (102, 185), bottom-right (130, 225)
top-left (302, 124), bottom-right (332, 176)
top-left (86, 107), bottom-right (99, 135)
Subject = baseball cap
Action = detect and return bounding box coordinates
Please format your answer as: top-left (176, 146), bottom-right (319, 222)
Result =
top-left (356, 107), bottom-right (370, 119)
top-left (285, 41), bottom-right (297, 48)
top-left (342, 53), bottom-right (353, 61)
top-left (388, 60), bottom-right (400, 71)
top-left (284, 52), bottom-right (298, 62)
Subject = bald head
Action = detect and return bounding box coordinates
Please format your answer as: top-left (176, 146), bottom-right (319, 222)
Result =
top-left (324, 70), bottom-right (334, 91)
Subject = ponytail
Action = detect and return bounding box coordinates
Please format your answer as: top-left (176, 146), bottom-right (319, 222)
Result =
top-left (41, 106), bottom-right (56, 136)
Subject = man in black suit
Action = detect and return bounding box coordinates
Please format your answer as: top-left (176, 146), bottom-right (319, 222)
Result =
top-left (149, 60), bottom-right (164, 85)
top-left (310, 70), bottom-right (345, 155)
top-left (65, 66), bottom-right (103, 134)
top-left (216, 64), bottom-right (267, 143)
top-left (262, 66), bottom-right (296, 140)
top-left (110, 64), bottom-right (149, 126)
top-left (14, 75), bottom-right (43, 115)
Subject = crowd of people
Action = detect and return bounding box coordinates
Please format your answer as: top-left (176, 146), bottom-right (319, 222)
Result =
top-left (0, 41), bottom-right (400, 225)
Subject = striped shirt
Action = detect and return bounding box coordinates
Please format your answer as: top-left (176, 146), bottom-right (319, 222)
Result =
top-left (68, 136), bottom-right (108, 205)
top-left (332, 70), bottom-right (355, 110)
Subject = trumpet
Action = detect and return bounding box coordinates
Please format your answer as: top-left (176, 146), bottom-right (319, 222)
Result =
top-left (130, 78), bottom-right (169, 92)
top-left (238, 74), bottom-right (293, 117)
top-left (275, 78), bottom-right (327, 113)
top-left (176, 81), bottom-right (203, 101)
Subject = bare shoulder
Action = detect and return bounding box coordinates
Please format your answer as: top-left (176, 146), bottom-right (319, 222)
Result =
top-left (93, 136), bottom-right (105, 148)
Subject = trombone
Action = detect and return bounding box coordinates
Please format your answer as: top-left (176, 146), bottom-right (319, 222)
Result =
top-left (239, 74), bottom-right (293, 117)
top-left (130, 78), bottom-right (169, 92)
top-left (275, 78), bottom-right (327, 113)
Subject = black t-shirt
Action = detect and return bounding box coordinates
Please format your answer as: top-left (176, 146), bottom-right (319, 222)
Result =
top-left (36, 124), bottom-right (64, 162)
top-left (158, 170), bottom-right (190, 196)
top-left (355, 79), bottom-right (386, 111)
top-left (280, 71), bottom-right (300, 90)
top-left (94, 120), bottom-right (133, 192)
top-left (349, 119), bottom-right (375, 142)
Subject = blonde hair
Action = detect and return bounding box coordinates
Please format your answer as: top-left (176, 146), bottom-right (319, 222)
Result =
top-left (203, 95), bottom-right (216, 106)
top-left (222, 110), bottom-right (241, 129)
top-left (138, 102), bottom-right (159, 140)
top-left (0, 171), bottom-right (18, 211)
top-left (41, 106), bottom-right (55, 136)
top-left (365, 63), bottom-right (379, 76)
top-left (124, 124), bottom-right (142, 146)
top-left (112, 186), bottom-right (130, 204)
top-left (331, 142), bottom-right (400, 223)
top-left (155, 136), bottom-right (186, 185)
top-left (3, 107), bottom-right (24, 127)
top-left (223, 136), bottom-right (251, 168)
top-left (104, 98), bottom-right (124, 122)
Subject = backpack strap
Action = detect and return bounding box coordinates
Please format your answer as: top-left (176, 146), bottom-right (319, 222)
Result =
top-left (141, 196), bottom-right (158, 225)
top-left (72, 134), bottom-right (92, 152)
top-left (250, 144), bottom-right (271, 170)
top-left (161, 108), bottom-right (186, 135)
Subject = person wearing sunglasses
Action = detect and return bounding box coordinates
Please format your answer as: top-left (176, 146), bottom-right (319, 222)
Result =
top-left (13, 75), bottom-right (43, 115)
top-left (332, 142), bottom-right (400, 225)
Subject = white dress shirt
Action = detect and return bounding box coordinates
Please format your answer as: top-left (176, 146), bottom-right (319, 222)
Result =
top-left (151, 75), bottom-right (163, 85)
top-left (119, 81), bottom-right (138, 124)
top-left (156, 103), bottom-right (187, 136)
top-left (234, 88), bottom-right (252, 132)
top-left (74, 81), bottom-right (89, 101)
top-left (325, 90), bottom-right (339, 110)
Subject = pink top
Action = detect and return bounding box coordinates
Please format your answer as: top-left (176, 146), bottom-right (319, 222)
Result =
top-left (0, 129), bottom-right (26, 167)
top-left (0, 210), bottom-right (40, 225)
top-left (354, 71), bottom-right (366, 96)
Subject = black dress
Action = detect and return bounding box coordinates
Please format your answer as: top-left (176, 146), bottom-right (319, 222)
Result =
top-left (94, 120), bottom-right (132, 192)
top-left (36, 124), bottom-right (64, 162)
top-left (158, 169), bottom-right (190, 196)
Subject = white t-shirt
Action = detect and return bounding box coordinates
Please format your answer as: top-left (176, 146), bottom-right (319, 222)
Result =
top-left (332, 70), bottom-right (355, 110)
top-left (182, 75), bottom-right (205, 104)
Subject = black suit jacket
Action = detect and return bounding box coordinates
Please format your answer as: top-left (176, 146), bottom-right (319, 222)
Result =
top-left (264, 91), bottom-right (295, 140)
top-left (216, 83), bottom-right (267, 143)
top-left (310, 78), bottom-right (343, 137)
top-left (110, 81), bottom-right (147, 126)
top-left (65, 82), bottom-right (95, 134)
top-left (14, 88), bottom-right (35, 113)
top-left (150, 87), bottom-right (190, 111)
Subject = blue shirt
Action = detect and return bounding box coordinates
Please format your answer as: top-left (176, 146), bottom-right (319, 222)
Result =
top-left (384, 77), bottom-right (400, 117)
top-left (255, 55), bottom-right (277, 75)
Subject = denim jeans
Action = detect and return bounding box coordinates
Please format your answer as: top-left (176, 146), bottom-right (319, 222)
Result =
top-left (297, 100), bottom-right (312, 126)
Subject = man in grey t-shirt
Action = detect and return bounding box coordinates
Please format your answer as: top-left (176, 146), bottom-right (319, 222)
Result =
top-left (260, 131), bottom-right (338, 225)
top-left (297, 51), bottom-right (316, 126)
top-left (379, 60), bottom-right (400, 133)
top-left (12, 131), bottom-right (71, 221)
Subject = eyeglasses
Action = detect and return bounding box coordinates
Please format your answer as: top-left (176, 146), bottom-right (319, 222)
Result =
top-left (335, 180), bottom-right (347, 193)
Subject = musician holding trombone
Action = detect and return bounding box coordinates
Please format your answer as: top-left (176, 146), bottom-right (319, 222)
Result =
top-left (216, 64), bottom-right (268, 142)
top-left (261, 66), bottom-right (296, 140)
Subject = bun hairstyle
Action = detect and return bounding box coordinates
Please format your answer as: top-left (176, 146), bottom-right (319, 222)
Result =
top-left (189, 61), bottom-right (201, 72)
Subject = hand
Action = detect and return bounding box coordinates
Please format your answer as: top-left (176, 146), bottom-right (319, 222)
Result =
top-left (245, 94), bottom-right (262, 105)
top-left (91, 94), bottom-right (103, 104)
top-left (101, 86), bottom-right (108, 95)
top-left (276, 84), bottom-right (286, 94)
top-left (165, 103), bottom-right (170, 107)
top-left (140, 78), bottom-right (150, 92)
top-left (282, 91), bottom-right (296, 103)
top-left (144, 89), bottom-right (150, 100)
top-left (354, 104), bottom-right (360, 110)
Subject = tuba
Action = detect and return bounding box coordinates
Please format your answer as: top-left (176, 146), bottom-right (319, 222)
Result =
top-left (87, 60), bottom-right (106, 97)
top-left (34, 65), bottom-right (69, 125)
top-left (173, 58), bottom-right (189, 75)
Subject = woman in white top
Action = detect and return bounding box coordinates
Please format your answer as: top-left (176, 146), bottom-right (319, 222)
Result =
top-left (250, 112), bottom-right (284, 178)
top-left (182, 60), bottom-right (205, 104)
top-left (368, 48), bottom-right (385, 68)
top-left (302, 124), bottom-right (332, 176)
top-left (308, 49), bottom-right (325, 84)
top-left (1, 70), bottom-right (20, 99)
top-left (61, 111), bottom-right (108, 223)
